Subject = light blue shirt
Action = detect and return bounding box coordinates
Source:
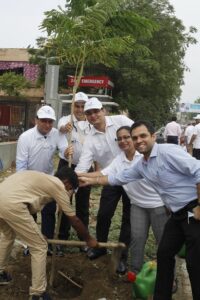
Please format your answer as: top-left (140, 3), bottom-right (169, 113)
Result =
top-left (108, 143), bottom-right (200, 212)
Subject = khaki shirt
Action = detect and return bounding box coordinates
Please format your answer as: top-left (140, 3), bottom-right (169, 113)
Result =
top-left (0, 171), bottom-right (75, 217)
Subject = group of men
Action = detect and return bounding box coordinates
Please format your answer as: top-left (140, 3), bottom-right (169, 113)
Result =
top-left (1, 93), bottom-right (200, 300)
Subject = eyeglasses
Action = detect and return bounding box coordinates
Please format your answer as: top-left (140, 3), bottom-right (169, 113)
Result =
top-left (85, 109), bottom-right (101, 116)
top-left (115, 136), bottom-right (131, 142)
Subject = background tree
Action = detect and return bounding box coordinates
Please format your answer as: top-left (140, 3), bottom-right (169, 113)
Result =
top-left (111, 0), bottom-right (197, 126)
top-left (0, 72), bottom-right (30, 97)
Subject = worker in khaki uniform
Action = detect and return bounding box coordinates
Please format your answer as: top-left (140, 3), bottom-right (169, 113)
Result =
top-left (0, 167), bottom-right (97, 300)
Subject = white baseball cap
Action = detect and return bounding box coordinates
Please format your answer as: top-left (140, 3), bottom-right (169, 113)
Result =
top-left (75, 92), bottom-right (88, 102)
top-left (37, 105), bottom-right (56, 120)
top-left (84, 97), bottom-right (103, 112)
top-left (193, 114), bottom-right (200, 120)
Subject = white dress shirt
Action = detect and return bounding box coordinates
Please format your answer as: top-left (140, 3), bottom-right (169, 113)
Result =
top-left (102, 151), bottom-right (163, 208)
top-left (16, 126), bottom-right (68, 175)
top-left (164, 121), bottom-right (182, 138)
top-left (58, 114), bottom-right (91, 165)
top-left (192, 123), bottom-right (200, 149)
top-left (184, 125), bottom-right (194, 144)
top-left (75, 115), bottom-right (133, 172)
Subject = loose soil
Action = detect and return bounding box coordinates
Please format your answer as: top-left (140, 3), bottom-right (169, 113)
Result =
top-left (1, 245), bottom-right (132, 300)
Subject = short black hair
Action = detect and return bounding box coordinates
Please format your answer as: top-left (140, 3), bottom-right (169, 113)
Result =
top-left (54, 166), bottom-right (79, 190)
top-left (130, 120), bottom-right (155, 135)
top-left (116, 126), bottom-right (131, 135)
top-left (171, 116), bottom-right (177, 121)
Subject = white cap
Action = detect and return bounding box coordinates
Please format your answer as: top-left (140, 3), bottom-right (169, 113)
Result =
top-left (75, 92), bottom-right (88, 102)
top-left (84, 97), bottom-right (103, 112)
top-left (37, 105), bottom-right (56, 120)
top-left (193, 114), bottom-right (200, 120)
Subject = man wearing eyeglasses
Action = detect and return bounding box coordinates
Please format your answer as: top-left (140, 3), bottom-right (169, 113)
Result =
top-left (75, 97), bottom-right (133, 274)
top-left (57, 92), bottom-right (92, 252)
top-left (16, 105), bottom-right (69, 256)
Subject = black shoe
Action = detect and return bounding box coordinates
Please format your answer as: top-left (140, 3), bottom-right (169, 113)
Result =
top-left (79, 245), bottom-right (89, 253)
top-left (23, 247), bottom-right (30, 256)
top-left (116, 260), bottom-right (127, 275)
top-left (31, 292), bottom-right (51, 300)
top-left (0, 271), bottom-right (12, 285)
top-left (87, 248), bottom-right (107, 260)
top-left (47, 245), bottom-right (64, 257)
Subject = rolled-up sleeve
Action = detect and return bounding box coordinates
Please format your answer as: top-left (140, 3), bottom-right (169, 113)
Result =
top-left (108, 162), bottom-right (143, 185)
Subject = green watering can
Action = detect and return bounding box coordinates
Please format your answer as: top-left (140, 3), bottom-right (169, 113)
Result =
top-left (127, 261), bottom-right (157, 300)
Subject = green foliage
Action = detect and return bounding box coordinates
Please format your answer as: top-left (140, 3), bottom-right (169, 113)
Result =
top-left (39, 0), bottom-right (156, 69)
top-left (194, 97), bottom-right (200, 104)
top-left (110, 0), bottom-right (197, 127)
top-left (28, 0), bottom-right (196, 127)
top-left (0, 72), bottom-right (30, 96)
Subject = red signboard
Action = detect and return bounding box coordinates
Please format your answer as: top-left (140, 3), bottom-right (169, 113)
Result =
top-left (67, 75), bottom-right (114, 89)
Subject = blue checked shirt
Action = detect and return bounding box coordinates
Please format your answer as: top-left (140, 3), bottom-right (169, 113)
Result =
top-left (108, 143), bottom-right (200, 212)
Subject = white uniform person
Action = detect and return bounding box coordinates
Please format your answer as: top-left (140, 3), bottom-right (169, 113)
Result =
top-left (57, 92), bottom-right (92, 251)
top-left (16, 105), bottom-right (69, 255)
top-left (75, 97), bottom-right (133, 274)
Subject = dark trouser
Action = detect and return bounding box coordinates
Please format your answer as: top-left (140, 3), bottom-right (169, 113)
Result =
top-left (193, 148), bottom-right (200, 160)
top-left (154, 200), bottom-right (200, 300)
top-left (57, 158), bottom-right (91, 240)
top-left (96, 185), bottom-right (131, 258)
top-left (166, 136), bottom-right (178, 144)
top-left (41, 200), bottom-right (56, 239)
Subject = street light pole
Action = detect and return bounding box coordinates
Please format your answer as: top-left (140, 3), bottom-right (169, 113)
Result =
top-left (37, 56), bottom-right (61, 125)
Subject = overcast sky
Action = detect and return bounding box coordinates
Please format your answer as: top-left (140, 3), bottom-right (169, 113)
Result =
top-left (0, 0), bottom-right (199, 103)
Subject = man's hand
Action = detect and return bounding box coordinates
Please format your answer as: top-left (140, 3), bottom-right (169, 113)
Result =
top-left (193, 206), bottom-right (200, 220)
top-left (187, 144), bottom-right (193, 155)
top-left (64, 145), bottom-right (74, 159)
top-left (79, 176), bottom-right (94, 187)
top-left (65, 122), bottom-right (73, 133)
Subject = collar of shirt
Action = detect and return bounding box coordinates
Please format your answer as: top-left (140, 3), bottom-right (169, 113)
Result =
top-left (121, 150), bottom-right (141, 163)
top-left (142, 142), bottom-right (158, 165)
top-left (91, 116), bottom-right (114, 135)
top-left (35, 126), bottom-right (52, 140)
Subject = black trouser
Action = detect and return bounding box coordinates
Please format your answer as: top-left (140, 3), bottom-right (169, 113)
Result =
top-left (193, 148), bottom-right (200, 160)
top-left (96, 185), bottom-right (131, 258)
top-left (166, 136), bottom-right (178, 144)
top-left (41, 200), bottom-right (56, 239)
top-left (57, 158), bottom-right (91, 240)
top-left (154, 200), bottom-right (200, 300)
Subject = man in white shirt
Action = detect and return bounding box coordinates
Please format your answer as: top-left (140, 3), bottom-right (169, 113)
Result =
top-left (184, 121), bottom-right (194, 153)
top-left (164, 116), bottom-right (182, 144)
top-left (57, 92), bottom-right (92, 250)
top-left (16, 105), bottom-right (69, 255)
top-left (190, 114), bottom-right (200, 159)
top-left (75, 97), bottom-right (133, 273)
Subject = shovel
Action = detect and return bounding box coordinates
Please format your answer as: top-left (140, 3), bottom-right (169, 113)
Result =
top-left (48, 239), bottom-right (126, 285)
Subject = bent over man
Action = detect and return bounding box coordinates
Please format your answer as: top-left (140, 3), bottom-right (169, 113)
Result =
top-left (0, 167), bottom-right (97, 300)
